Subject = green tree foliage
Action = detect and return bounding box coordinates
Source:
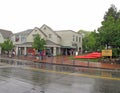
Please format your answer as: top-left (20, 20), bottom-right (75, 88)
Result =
top-left (0, 39), bottom-right (14, 54)
top-left (78, 30), bottom-right (97, 52)
top-left (97, 4), bottom-right (120, 57)
top-left (78, 30), bottom-right (91, 37)
top-left (83, 31), bottom-right (97, 52)
top-left (78, 5), bottom-right (120, 57)
top-left (104, 4), bottom-right (117, 21)
top-left (32, 34), bottom-right (46, 51)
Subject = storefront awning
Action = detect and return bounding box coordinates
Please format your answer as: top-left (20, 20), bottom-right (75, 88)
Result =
top-left (61, 46), bottom-right (75, 48)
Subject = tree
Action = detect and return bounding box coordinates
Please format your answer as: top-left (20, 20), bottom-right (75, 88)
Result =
top-left (78, 30), bottom-right (91, 37)
top-left (78, 30), bottom-right (97, 52)
top-left (97, 4), bottom-right (120, 57)
top-left (83, 31), bottom-right (97, 52)
top-left (104, 4), bottom-right (117, 21)
top-left (32, 34), bottom-right (46, 52)
top-left (0, 39), bottom-right (14, 54)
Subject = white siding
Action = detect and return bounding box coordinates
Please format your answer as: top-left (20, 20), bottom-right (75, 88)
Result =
top-left (56, 30), bottom-right (82, 50)
top-left (40, 25), bottom-right (61, 44)
top-left (0, 33), bottom-right (4, 43)
top-left (27, 28), bottom-right (46, 42)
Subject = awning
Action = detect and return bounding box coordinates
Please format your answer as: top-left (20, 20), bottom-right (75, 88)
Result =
top-left (61, 46), bottom-right (75, 48)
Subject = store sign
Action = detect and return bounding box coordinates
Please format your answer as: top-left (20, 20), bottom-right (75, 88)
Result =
top-left (102, 50), bottom-right (112, 56)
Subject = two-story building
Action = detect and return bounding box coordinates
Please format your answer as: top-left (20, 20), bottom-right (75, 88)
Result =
top-left (11, 25), bottom-right (61, 56)
top-left (56, 30), bottom-right (82, 55)
top-left (0, 29), bottom-right (13, 54)
top-left (11, 24), bottom-right (82, 56)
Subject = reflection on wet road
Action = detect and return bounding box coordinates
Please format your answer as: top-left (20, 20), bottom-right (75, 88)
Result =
top-left (0, 58), bottom-right (120, 93)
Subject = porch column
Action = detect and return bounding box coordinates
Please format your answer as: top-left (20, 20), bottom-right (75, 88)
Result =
top-left (53, 47), bottom-right (56, 56)
top-left (24, 47), bottom-right (27, 55)
top-left (15, 46), bottom-right (18, 56)
top-left (58, 47), bottom-right (61, 55)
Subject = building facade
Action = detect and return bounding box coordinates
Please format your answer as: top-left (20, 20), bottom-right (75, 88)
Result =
top-left (56, 30), bottom-right (82, 55)
top-left (11, 24), bottom-right (82, 56)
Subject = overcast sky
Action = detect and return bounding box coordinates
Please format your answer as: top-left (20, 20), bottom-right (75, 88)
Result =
top-left (0, 0), bottom-right (120, 33)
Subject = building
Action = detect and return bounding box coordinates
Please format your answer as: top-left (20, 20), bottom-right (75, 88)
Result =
top-left (0, 29), bottom-right (13, 54)
top-left (11, 24), bottom-right (82, 56)
top-left (56, 30), bottom-right (82, 55)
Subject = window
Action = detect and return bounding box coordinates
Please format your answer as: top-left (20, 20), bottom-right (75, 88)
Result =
top-left (49, 34), bottom-right (52, 38)
top-left (73, 35), bottom-right (75, 41)
top-left (21, 35), bottom-right (26, 42)
top-left (15, 35), bottom-right (19, 42)
top-left (76, 36), bottom-right (78, 42)
top-left (79, 37), bottom-right (81, 43)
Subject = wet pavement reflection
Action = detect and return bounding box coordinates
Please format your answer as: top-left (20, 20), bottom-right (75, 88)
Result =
top-left (0, 58), bottom-right (120, 93)
top-left (1, 58), bottom-right (120, 78)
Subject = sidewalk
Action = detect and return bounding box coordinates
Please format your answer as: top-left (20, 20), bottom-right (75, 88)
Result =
top-left (12, 55), bottom-right (120, 70)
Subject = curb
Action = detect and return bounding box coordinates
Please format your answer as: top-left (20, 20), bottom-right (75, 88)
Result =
top-left (34, 61), bottom-right (120, 71)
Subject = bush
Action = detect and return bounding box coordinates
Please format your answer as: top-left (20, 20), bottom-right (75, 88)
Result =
top-left (112, 48), bottom-right (120, 58)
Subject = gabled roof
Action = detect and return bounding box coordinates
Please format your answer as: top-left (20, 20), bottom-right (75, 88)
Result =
top-left (40, 24), bottom-right (54, 31)
top-left (34, 27), bottom-right (47, 37)
top-left (14, 27), bottom-right (47, 38)
top-left (0, 29), bottom-right (13, 39)
top-left (40, 24), bottom-right (61, 39)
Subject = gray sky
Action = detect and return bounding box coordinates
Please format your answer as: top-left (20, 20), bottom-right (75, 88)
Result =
top-left (0, 0), bottom-right (120, 33)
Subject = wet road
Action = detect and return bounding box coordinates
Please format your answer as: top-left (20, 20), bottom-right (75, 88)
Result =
top-left (0, 58), bottom-right (120, 93)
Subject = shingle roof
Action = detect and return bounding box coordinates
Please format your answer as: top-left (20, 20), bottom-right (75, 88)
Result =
top-left (14, 28), bottom-right (47, 38)
top-left (15, 29), bottom-right (33, 36)
top-left (16, 42), bottom-right (33, 45)
top-left (0, 29), bottom-right (13, 39)
top-left (55, 30), bottom-right (78, 34)
top-left (46, 40), bottom-right (61, 46)
top-left (16, 40), bottom-right (61, 46)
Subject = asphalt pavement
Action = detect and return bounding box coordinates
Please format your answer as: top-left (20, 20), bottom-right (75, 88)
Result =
top-left (0, 66), bottom-right (120, 93)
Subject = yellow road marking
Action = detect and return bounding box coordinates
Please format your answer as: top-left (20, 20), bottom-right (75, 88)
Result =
top-left (24, 67), bottom-right (120, 81)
